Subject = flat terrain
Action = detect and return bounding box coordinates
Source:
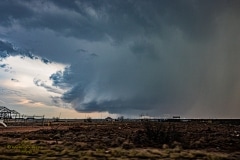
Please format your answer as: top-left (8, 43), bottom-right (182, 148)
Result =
top-left (0, 120), bottom-right (239, 159)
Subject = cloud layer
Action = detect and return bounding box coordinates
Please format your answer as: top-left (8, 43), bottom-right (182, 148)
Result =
top-left (1, 0), bottom-right (240, 118)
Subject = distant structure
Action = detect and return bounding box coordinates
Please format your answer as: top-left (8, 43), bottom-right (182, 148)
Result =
top-left (0, 106), bottom-right (45, 126)
top-left (0, 106), bottom-right (21, 127)
top-left (0, 106), bottom-right (20, 119)
top-left (105, 117), bottom-right (113, 122)
top-left (173, 116), bottom-right (180, 119)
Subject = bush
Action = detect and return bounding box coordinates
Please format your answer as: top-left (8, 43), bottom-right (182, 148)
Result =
top-left (84, 117), bottom-right (92, 123)
top-left (132, 122), bottom-right (181, 147)
top-left (122, 142), bottom-right (135, 149)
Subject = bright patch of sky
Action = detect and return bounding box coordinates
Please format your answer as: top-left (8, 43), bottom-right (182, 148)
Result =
top-left (0, 55), bottom-right (69, 117)
top-left (0, 54), bottom-right (114, 119)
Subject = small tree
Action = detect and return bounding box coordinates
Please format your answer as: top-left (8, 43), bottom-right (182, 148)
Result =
top-left (84, 117), bottom-right (92, 122)
top-left (117, 116), bottom-right (124, 122)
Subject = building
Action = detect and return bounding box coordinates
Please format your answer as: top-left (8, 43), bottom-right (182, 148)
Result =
top-left (105, 117), bottom-right (113, 122)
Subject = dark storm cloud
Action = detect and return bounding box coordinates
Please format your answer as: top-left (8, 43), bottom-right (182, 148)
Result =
top-left (0, 40), bottom-right (54, 65)
top-left (90, 53), bottom-right (98, 57)
top-left (49, 71), bottom-right (64, 87)
top-left (130, 40), bottom-right (159, 60)
top-left (0, 0), bottom-right (232, 42)
top-left (49, 0), bottom-right (240, 118)
top-left (0, 40), bottom-right (26, 57)
top-left (41, 57), bottom-right (51, 64)
top-left (24, 52), bottom-right (37, 60)
top-left (76, 49), bottom-right (87, 53)
top-left (49, 67), bottom-right (73, 89)
top-left (77, 99), bottom-right (152, 113)
top-left (0, 1), bottom-right (239, 41)
top-left (0, 0), bottom-right (33, 26)
top-left (1, 0), bottom-right (240, 117)
top-left (47, 0), bottom-right (240, 42)
top-left (0, 40), bottom-right (16, 58)
top-left (75, 48), bottom-right (98, 57)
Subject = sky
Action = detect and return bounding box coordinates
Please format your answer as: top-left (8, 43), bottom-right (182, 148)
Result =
top-left (0, 0), bottom-right (240, 119)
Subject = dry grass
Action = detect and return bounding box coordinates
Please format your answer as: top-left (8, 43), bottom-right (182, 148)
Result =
top-left (0, 121), bottom-right (239, 159)
top-left (0, 146), bottom-right (231, 160)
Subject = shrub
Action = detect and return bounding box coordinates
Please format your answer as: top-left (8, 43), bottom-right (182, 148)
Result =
top-left (132, 122), bottom-right (181, 147)
top-left (122, 142), bottom-right (135, 149)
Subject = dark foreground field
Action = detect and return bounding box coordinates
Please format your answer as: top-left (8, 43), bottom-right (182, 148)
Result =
top-left (0, 120), bottom-right (239, 160)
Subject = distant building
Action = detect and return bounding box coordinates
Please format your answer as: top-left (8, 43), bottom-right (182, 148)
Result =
top-left (105, 117), bottom-right (113, 122)
top-left (170, 116), bottom-right (181, 122)
top-left (173, 116), bottom-right (180, 119)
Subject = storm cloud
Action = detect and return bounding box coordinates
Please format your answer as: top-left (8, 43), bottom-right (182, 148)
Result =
top-left (1, 0), bottom-right (240, 118)
top-left (33, 78), bottom-right (63, 94)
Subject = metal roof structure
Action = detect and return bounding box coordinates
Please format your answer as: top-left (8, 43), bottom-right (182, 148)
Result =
top-left (0, 106), bottom-right (21, 119)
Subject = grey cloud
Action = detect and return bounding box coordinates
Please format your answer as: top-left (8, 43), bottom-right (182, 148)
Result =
top-left (0, 51), bottom-right (9, 60)
top-left (2, 0), bottom-right (234, 42)
top-left (41, 57), bottom-right (51, 64)
top-left (0, 63), bottom-right (12, 72)
top-left (26, 99), bottom-right (36, 104)
top-left (0, 64), bottom-right (7, 68)
top-left (0, 0), bottom-right (239, 42)
top-left (49, 70), bottom-right (64, 87)
top-left (0, 40), bottom-right (29, 57)
top-left (2, 0), bottom-right (240, 118)
top-left (0, 40), bottom-right (17, 59)
top-left (49, 68), bottom-right (73, 89)
top-left (49, 0), bottom-right (240, 42)
top-left (50, 96), bottom-right (71, 108)
top-left (19, 0), bottom-right (107, 41)
top-left (33, 78), bottom-right (62, 94)
top-left (130, 40), bottom-right (159, 60)
top-left (51, 19), bottom-right (240, 118)
top-left (24, 52), bottom-right (38, 60)
top-left (90, 53), bottom-right (98, 57)
top-left (61, 84), bottom-right (85, 104)
top-left (50, 96), bottom-right (61, 105)
top-left (0, 87), bottom-right (25, 97)
top-left (11, 78), bottom-right (19, 82)
top-left (76, 49), bottom-right (87, 53)
top-left (75, 48), bottom-right (98, 57)
top-left (0, 40), bottom-right (54, 66)
top-left (0, 0), bottom-right (33, 26)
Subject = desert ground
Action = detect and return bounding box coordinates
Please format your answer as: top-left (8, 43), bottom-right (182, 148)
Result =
top-left (0, 119), bottom-right (239, 160)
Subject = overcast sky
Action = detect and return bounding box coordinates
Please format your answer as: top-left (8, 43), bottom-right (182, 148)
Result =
top-left (0, 0), bottom-right (240, 118)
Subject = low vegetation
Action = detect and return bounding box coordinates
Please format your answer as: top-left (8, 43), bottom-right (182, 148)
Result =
top-left (0, 120), bottom-right (239, 159)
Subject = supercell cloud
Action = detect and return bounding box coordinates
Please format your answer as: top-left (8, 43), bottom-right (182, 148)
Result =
top-left (1, 0), bottom-right (240, 118)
